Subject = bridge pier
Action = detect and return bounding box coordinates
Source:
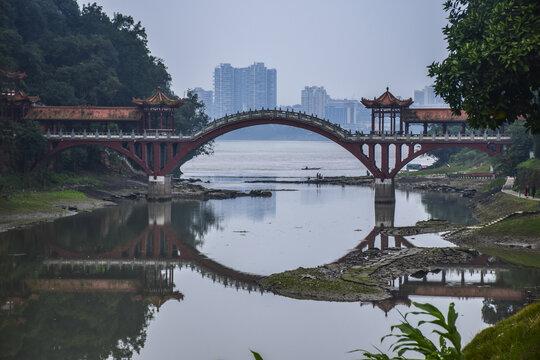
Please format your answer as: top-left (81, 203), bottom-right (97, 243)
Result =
top-left (374, 178), bottom-right (395, 204)
top-left (147, 175), bottom-right (172, 201)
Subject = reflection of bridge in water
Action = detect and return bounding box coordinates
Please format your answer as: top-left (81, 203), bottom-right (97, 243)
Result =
top-left (42, 201), bottom-right (263, 296)
top-left (392, 266), bottom-right (527, 300)
top-left (36, 199), bottom-right (533, 312)
top-left (343, 198), bottom-right (532, 313)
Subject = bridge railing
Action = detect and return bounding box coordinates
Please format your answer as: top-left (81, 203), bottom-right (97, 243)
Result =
top-left (43, 109), bottom-right (511, 143)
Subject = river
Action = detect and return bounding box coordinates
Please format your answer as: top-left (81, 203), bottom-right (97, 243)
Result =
top-left (0, 140), bottom-right (538, 360)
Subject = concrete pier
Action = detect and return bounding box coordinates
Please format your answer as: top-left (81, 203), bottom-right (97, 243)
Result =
top-left (374, 178), bottom-right (395, 204)
top-left (147, 175), bottom-right (172, 201)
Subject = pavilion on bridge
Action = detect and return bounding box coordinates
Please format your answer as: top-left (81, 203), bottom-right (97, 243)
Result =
top-left (362, 87), bottom-right (471, 135)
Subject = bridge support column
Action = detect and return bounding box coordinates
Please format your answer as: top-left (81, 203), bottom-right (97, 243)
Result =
top-left (147, 175), bottom-right (172, 201)
top-left (374, 178), bottom-right (395, 204)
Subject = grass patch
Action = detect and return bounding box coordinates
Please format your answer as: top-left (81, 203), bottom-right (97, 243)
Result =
top-left (473, 193), bottom-right (540, 222)
top-left (478, 214), bottom-right (540, 237)
top-left (0, 171), bottom-right (101, 192)
top-left (464, 302), bottom-right (540, 359)
top-left (0, 190), bottom-right (87, 215)
top-left (517, 158), bottom-right (540, 170)
top-left (477, 247), bottom-right (540, 268)
top-left (482, 177), bottom-right (506, 191)
top-left (260, 267), bottom-right (379, 301)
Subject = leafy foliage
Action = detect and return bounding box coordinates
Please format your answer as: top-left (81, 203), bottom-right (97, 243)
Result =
top-left (0, 0), bottom-right (171, 106)
top-left (493, 122), bottom-right (533, 176)
top-left (354, 302), bottom-right (464, 360)
top-left (13, 120), bottom-right (46, 172)
top-left (428, 0), bottom-right (540, 133)
top-left (0, 0), bottom-right (211, 175)
top-left (251, 350), bottom-right (264, 360)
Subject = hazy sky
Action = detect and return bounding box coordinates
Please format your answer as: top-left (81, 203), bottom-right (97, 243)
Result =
top-left (76, 0), bottom-right (450, 105)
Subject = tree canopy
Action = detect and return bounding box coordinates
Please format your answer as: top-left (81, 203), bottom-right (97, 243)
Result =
top-left (0, 0), bottom-right (171, 106)
top-left (428, 0), bottom-right (540, 133)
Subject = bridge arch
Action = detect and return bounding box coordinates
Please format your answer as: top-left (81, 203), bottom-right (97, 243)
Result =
top-left (39, 140), bottom-right (155, 175)
top-left (160, 110), bottom-right (379, 176)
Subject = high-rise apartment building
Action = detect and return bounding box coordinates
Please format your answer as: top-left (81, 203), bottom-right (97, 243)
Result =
top-left (412, 85), bottom-right (447, 107)
top-left (213, 62), bottom-right (277, 118)
top-left (192, 87), bottom-right (214, 117)
top-left (214, 63), bottom-right (235, 117)
top-left (301, 86), bottom-right (328, 118)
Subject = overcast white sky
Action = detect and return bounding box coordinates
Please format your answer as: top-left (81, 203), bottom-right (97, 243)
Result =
top-left (76, 0), bottom-right (449, 105)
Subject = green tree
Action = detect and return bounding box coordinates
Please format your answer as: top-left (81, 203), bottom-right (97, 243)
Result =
top-left (533, 134), bottom-right (540, 158)
top-left (493, 121), bottom-right (533, 175)
top-left (13, 120), bottom-right (45, 172)
top-left (428, 0), bottom-right (540, 133)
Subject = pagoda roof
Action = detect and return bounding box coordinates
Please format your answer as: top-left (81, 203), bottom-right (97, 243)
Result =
top-left (0, 69), bottom-right (27, 80)
top-left (1, 90), bottom-right (40, 103)
top-left (361, 87), bottom-right (413, 108)
top-left (132, 87), bottom-right (184, 107)
top-left (25, 106), bottom-right (141, 122)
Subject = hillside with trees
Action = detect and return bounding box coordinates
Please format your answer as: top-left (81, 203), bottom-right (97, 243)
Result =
top-left (0, 0), bottom-right (212, 181)
top-left (0, 0), bottom-right (171, 105)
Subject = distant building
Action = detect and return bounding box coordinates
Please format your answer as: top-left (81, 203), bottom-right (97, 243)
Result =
top-left (297, 86), bottom-right (371, 131)
top-left (213, 62), bottom-right (277, 118)
top-left (214, 63), bottom-right (235, 117)
top-left (412, 85), bottom-right (447, 107)
top-left (301, 86), bottom-right (328, 118)
top-left (192, 87), bottom-right (213, 118)
top-left (279, 104), bottom-right (302, 112)
top-left (325, 98), bottom-right (371, 132)
top-left (414, 90), bottom-right (425, 105)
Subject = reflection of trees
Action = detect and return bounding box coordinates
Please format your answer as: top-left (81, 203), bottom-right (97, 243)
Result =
top-left (420, 192), bottom-right (478, 225)
top-left (0, 292), bottom-right (152, 359)
top-left (168, 201), bottom-right (220, 248)
top-left (480, 267), bottom-right (540, 324)
top-left (494, 267), bottom-right (540, 289)
top-left (0, 199), bottom-right (221, 359)
top-left (481, 298), bottom-right (523, 325)
top-left (18, 201), bottom-right (148, 253)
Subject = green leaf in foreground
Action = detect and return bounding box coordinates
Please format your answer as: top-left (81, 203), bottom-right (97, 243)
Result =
top-left (353, 302), bottom-right (464, 360)
top-left (250, 349), bottom-right (264, 360)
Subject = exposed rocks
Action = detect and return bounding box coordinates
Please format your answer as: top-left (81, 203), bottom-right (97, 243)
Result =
top-left (172, 182), bottom-right (272, 200)
top-left (259, 247), bottom-right (476, 302)
top-left (381, 219), bottom-right (462, 236)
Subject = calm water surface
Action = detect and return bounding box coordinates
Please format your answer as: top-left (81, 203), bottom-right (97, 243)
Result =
top-left (1, 140), bottom-right (538, 360)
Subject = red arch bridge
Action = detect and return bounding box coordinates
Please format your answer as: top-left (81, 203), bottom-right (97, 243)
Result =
top-left (41, 109), bottom-right (511, 180)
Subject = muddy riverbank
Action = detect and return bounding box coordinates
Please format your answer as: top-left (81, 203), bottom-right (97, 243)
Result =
top-left (0, 178), bottom-right (273, 233)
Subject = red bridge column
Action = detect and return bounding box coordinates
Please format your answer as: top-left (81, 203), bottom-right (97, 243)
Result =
top-left (381, 143), bottom-right (389, 176)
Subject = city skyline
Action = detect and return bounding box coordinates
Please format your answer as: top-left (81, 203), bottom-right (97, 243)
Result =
top-left (76, 0), bottom-right (449, 105)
